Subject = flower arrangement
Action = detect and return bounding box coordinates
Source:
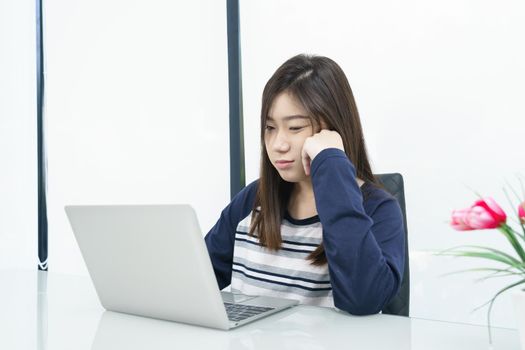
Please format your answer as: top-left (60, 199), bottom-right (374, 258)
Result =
top-left (444, 192), bottom-right (525, 334)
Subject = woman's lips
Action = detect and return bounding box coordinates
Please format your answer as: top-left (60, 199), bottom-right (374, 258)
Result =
top-left (275, 160), bottom-right (294, 169)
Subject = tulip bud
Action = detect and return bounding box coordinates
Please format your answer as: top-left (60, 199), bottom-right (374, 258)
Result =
top-left (519, 202), bottom-right (525, 224)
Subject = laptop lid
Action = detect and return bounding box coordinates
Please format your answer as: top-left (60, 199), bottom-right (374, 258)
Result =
top-left (65, 204), bottom-right (231, 330)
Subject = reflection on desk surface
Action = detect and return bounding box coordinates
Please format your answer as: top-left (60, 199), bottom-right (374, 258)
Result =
top-left (92, 308), bottom-right (410, 350)
top-left (91, 307), bottom-right (519, 350)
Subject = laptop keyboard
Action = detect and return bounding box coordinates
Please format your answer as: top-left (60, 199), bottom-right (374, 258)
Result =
top-left (224, 302), bottom-right (274, 322)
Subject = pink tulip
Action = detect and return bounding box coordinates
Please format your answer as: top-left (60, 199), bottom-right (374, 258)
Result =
top-left (519, 202), bottom-right (525, 224)
top-left (450, 197), bottom-right (507, 231)
top-left (470, 198), bottom-right (507, 228)
top-left (451, 208), bottom-right (474, 231)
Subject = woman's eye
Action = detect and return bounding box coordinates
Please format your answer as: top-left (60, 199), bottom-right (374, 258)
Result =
top-left (265, 125), bottom-right (304, 132)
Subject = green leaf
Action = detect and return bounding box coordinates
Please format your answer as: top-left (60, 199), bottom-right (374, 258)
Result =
top-left (441, 250), bottom-right (525, 272)
top-left (478, 278), bottom-right (525, 344)
top-left (475, 272), bottom-right (522, 282)
top-left (440, 267), bottom-right (520, 278)
top-left (438, 245), bottom-right (523, 266)
top-left (499, 225), bottom-right (525, 262)
top-left (473, 278), bottom-right (525, 312)
top-left (444, 252), bottom-right (525, 272)
top-left (516, 221), bottom-right (525, 243)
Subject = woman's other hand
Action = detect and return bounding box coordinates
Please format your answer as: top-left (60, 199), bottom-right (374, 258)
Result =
top-left (301, 129), bottom-right (345, 176)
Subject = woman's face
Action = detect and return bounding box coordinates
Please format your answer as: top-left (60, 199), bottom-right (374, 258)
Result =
top-left (264, 92), bottom-right (319, 182)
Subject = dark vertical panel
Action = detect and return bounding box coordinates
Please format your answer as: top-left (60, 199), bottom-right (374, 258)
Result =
top-left (226, 0), bottom-right (245, 199)
top-left (36, 0), bottom-right (48, 271)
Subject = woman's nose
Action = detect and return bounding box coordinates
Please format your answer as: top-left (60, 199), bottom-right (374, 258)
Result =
top-left (272, 131), bottom-right (290, 152)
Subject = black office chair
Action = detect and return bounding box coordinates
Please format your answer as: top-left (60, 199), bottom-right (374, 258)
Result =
top-left (375, 173), bottom-right (410, 317)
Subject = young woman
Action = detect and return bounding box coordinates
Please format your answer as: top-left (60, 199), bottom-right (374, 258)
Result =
top-left (205, 54), bottom-right (405, 315)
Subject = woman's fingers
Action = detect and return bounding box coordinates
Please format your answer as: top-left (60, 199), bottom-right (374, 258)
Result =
top-left (301, 143), bottom-right (311, 176)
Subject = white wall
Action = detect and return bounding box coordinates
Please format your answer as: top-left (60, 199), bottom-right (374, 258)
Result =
top-left (1, 0), bottom-right (524, 331)
top-left (43, 0), bottom-right (230, 276)
top-left (240, 0), bottom-right (525, 329)
top-left (0, 0), bottom-right (38, 270)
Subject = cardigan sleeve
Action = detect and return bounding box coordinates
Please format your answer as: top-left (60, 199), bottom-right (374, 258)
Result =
top-left (204, 180), bottom-right (259, 290)
top-left (310, 148), bottom-right (405, 315)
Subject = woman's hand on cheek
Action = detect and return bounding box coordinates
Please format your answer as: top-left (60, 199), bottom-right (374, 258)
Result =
top-left (301, 130), bottom-right (345, 176)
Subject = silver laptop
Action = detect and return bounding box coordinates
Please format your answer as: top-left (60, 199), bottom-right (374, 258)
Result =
top-left (65, 204), bottom-right (298, 330)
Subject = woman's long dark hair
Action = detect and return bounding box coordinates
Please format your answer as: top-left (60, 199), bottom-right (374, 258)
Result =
top-left (249, 54), bottom-right (377, 265)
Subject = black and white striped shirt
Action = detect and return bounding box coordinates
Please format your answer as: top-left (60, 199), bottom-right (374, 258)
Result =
top-left (231, 210), bottom-right (334, 307)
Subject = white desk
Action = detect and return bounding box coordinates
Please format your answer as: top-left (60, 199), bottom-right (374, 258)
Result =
top-left (0, 270), bottom-right (520, 350)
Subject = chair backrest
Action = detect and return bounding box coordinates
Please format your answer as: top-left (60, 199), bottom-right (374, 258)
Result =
top-left (375, 173), bottom-right (410, 316)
